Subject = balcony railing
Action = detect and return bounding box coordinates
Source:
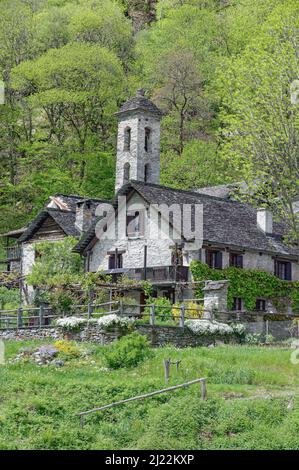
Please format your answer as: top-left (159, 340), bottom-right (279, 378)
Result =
top-left (104, 266), bottom-right (189, 284)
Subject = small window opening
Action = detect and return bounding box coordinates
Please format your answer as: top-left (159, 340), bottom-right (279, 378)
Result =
top-left (124, 127), bottom-right (131, 151)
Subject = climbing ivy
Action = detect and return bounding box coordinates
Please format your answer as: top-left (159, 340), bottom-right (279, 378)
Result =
top-left (190, 261), bottom-right (299, 312)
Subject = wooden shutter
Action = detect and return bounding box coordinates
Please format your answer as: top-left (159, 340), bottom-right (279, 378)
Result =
top-left (215, 251), bottom-right (223, 269)
top-left (274, 260), bottom-right (278, 277)
top-left (285, 262), bottom-right (292, 281)
top-left (108, 254), bottom-right (115, 269)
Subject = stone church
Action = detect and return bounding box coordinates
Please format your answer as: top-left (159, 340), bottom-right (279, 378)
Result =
top-left (1, 90), bottom-right (299, 308)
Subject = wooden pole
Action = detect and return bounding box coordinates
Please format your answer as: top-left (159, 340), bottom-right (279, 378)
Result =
top-left (150, 305), bottom-right (155, 326)
top-left (39, 305), bottom-right (44, 328)
top-left (143, 244), bottom-right (147, 281)
top-left (179, 305), bottom-right (185, 328)
top-left (163, 358), bottom-right (171, 383)
top-left (17, 307), bottom-right (23, 329)
top-left (200, 379), bottom-right (207, 400)
top-left (77, 377), bottom-right (207, 420)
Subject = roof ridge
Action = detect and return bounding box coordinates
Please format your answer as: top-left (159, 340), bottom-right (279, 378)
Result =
top-left (54, 193), bottom-right (108, 202)
top-left (130, 180), bottom-right (243, 205)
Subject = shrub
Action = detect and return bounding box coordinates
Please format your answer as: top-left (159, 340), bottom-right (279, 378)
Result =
top-left (172, 302), bottom-right (203, 321)
top-left (95, 314), bottom-right (135, 331)
top-left (185, 319), bottom-right (233, 336)
top-left (53, 340), bottom-right (80, 357)
top-left (145, 297), bottom-right (172, 321)
top-left (245, 333), bottom-right (264, 344)
top-left (56, 317), bottom-right (87, 332)
top-left (103, 332), bottom-right (153, 369)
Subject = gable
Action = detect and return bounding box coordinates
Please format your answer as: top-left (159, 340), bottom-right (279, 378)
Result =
top-left (30, 215), bottom-right (66, 242)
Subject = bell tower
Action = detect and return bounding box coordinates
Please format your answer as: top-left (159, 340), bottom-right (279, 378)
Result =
top-left (114, 89), bottom-right (162, 193)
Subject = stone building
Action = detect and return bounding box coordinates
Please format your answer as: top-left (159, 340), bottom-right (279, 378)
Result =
top-left (2, 90), bottom-right (299, 310)
top-left (73, 90), bottom-right (299, 309)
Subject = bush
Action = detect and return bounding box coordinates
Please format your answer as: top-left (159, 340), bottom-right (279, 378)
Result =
top-left (103, 332), bottom-right (153, 369)
top-left (185, 319), bottom-right (233, 336)
top-left (54, 340), bottom-right (80, 358)
top-left (172, 302), bottom-right (203, 321)
top-left (145, 297), bottom-right (172, 321)
top-left (95, 314), bottom-right (135, 331)
top-left (56, 317), bottom-right (87, 332)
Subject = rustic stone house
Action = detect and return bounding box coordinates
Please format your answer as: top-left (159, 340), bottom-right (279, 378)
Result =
top-left (73, 90), bottom-right (299, 309)
top-left (2, 90), bottom-right (299, 310)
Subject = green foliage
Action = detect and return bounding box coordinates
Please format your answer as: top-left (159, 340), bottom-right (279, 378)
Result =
top-left (145, 296), bottom-right (172, 321)
top-left (1, 0), bottom-right (297, 245)
top-left (191, 261), bottom-right (299, 312)
top-left (0, 287), bottom-right (19, 309)
top-left (26, 237), bottom-right (83, 288)
top-left (103, 331), bottom-right (153, 369)
top-left (2, 341), bottom-right (299, 449)
top-left (53, 340), bottom-right (81, 358)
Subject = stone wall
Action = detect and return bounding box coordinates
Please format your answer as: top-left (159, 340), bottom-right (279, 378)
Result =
top-left (0, 324), bottom-right (237, 347)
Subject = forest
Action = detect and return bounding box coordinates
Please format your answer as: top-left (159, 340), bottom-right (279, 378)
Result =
top-left (0, 0), bottom-right (298, 243)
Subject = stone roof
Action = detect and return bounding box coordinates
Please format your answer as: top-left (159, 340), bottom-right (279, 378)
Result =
top-left (18, 194), bottom-right (108, 243)
top-left (74, 181), bottom-right (299, 259)
top-left (116, 89), bottom-right (162, 117)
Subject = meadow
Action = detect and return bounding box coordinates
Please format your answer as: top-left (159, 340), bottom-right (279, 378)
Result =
top-left (1, 340), bottom-right (299, 450)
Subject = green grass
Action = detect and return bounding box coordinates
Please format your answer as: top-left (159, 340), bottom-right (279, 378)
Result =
top-left (1, 341), bottom-right (299, 449)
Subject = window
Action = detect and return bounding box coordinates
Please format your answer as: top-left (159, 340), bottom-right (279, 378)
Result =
top-left (123, 162), bottom-right (130, 184)
top-left (256, 299), bottom-right (266, 311)
top-left (232, 297), bottom-right (243, 311)
top-left (229, 252), bottom-right (243, 268)
top-left (274, 260), bottom-right (292, 280)
top-left (108, 253), bottom-right (123, 269)
top-left (144, 127), bottom-right (151, 152)
top-left (126, 211), bottom-right (144, 237)
top-left (124, 127), bottom-right (131, 151)
top-left (144, 163), bottom-right (150, 183)
top-left (206, 249), bottom-right (222, 269)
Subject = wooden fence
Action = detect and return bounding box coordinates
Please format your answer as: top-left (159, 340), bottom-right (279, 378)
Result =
top-left (77, 377), bottom-right (207, 427)
top-left (1, 300), bottom-right (298, 334)
top-left (0, 300), bottom-right (120, 329)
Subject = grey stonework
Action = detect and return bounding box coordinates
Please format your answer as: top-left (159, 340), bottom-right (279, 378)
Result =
top-left (75, 201), bottom-right (93, 233)
top-left (115, 93), bottom-right (161, 193)
top-left (203, 280), bottom-right (228, 319)
top-left (0, 324), bottom-right (239, 347)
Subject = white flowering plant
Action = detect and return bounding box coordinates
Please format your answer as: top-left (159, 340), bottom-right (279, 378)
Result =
top-left (230, 323), bottom-right (246, 336)
top-left (95, 314), bottom-right (135, 331)
top-left (56, 317), bottom-right (87, 332)
top-left (185, 319), bottom-right (233, 336)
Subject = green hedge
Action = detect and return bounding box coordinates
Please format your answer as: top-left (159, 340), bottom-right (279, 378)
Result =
top-left (190, 261), bottom-right (299, 312)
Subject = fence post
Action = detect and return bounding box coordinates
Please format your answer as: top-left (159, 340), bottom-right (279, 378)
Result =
top-left (265, 319), bottom-right (269, 338)
top-left (163, 359), bottom-right (171, 383)
top-left (200, 379), bottom-right (207, 400)
top-left (87, 303), bottom-right (93, 319)
top-left (39, 305), bottom-right (44, 327)
top-left (17, 308), bottom-right (23, 329)
top-left (119, 300), bottom-right (123, 316)
top-left (179, 305), bottom-right (185, 328)
top-left (150, 305), bottom-right (155, 326)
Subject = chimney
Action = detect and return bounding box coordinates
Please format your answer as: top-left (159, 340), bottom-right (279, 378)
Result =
top-left (75, 200), bottom-right (93, 233)
top-left (257, 208), bottom-right (273, 234)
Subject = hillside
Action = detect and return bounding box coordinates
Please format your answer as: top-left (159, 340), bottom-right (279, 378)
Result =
top-left (0, 0), bottom-right (298, 242)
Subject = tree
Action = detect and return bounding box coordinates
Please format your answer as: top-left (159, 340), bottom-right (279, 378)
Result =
top-left (11, 42), bottom-right (125, 183)
top-left (217, 1), bottom-right (299, 243)
top-left (26, 237), bottom-right (83, 287)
